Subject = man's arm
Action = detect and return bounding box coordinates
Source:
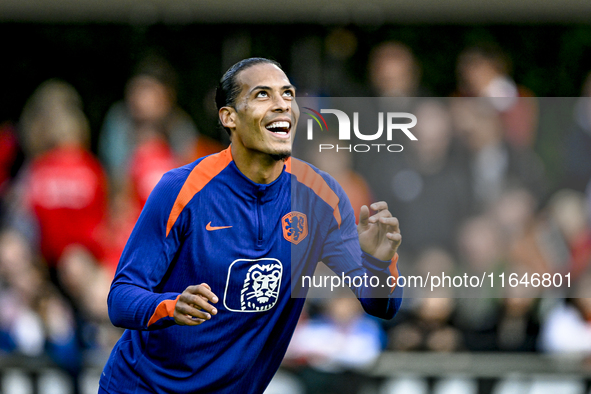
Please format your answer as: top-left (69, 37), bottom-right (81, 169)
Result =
top-left (107, 170), bottom-right (217, 331)
top-left (357, 202), bottom-right (401, 262)
top-left (355, 201), bottom-right (402, 317)
top-left (321, 194), bottom-right (402, 320)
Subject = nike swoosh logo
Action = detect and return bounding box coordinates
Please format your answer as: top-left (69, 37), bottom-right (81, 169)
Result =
top-left (206, 222), bottom-right (233, 231)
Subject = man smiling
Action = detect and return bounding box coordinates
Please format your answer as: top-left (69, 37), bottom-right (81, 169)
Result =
top-left (99, 58), bottom-right (401, 394)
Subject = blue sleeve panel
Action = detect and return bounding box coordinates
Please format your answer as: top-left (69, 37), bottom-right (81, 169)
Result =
top-left (107, 165), bottom-right (194, 331)
top-left (314, 168), bottom-right (402, 320)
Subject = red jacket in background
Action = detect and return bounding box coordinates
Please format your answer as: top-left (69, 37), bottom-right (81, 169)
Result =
top-left (26, 144), bottom-right (108, 266)
top-left (128, 138), bottom-right (177, 209)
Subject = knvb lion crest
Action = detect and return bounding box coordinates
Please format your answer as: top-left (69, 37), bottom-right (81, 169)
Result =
top-left (282, 212), bottom-right (308, 245)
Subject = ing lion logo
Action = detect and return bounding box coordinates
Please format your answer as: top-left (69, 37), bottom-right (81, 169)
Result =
top-left (240, 263), bottom-right (282, 311)
top-left (223, 258), bottom-right (283, 313)
top-left (282, 211), bottom-right (308, 245)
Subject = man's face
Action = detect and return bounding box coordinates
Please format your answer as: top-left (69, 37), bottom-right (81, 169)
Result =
top-left (222, 63), bottom-right (299, 160)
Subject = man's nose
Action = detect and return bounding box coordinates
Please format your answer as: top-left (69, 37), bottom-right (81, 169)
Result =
top-left (272, 95), bottom-right (290, 112)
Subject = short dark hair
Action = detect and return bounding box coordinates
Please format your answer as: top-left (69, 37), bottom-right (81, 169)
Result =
top-left (215, 57), bottom-right (282, 135)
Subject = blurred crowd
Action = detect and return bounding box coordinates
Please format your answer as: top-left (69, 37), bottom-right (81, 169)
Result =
top-left (283, 40), bottom-right (591, 394)
top-left (0, 56), bottom-right (224, 391)
top-left (0, 36), bottom-right (590, 394)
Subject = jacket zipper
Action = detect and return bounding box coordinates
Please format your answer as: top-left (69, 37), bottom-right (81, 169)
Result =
top-left (256, 190), bottom-right (263, 248)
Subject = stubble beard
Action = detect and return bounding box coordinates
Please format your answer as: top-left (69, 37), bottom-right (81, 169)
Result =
top-left (267, 139), bottom-right (292, 161)
top-left (269, 150), bottom-right (292, 161)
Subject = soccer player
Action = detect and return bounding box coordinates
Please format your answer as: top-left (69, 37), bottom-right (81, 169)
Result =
top-left (99, 57), bottom-right (402, 394)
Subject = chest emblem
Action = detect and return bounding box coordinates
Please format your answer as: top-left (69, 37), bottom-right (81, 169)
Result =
top-left (282, 211), bottom-right (308, 245)
top-left (223, 258), bottom-right (283, 312)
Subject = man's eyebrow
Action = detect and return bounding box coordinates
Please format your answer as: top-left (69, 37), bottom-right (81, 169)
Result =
top-left (250, 85), bottom-right (270, 93)
top-left (249, 85), bottom-right (296, 94)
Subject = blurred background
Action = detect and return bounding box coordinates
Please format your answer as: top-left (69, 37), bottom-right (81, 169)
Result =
top-left (1, 1), bottom-right (591, 393)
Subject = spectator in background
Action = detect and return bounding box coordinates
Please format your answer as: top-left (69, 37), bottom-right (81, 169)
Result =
top-left (491, 187), bottom-right (537, 249)
top-left (547, 190), bottom-right (591, 276)
top-left (354, 43), bottom-right (434, 261)
top-left (511, 189), bottom-right (591, 278)
top-left (18, 79), bottom-right (84, 159)
top-left (454, 215), bottom-right (505, 351)
top-left (0, 122), bottom-right (23, 223)
top-left (98, 135), bottom-right (180, 274)
top-left (388, 249), bottom-right (464, 353)
top-left (58, 246), bottom-right (122, 352)
top-left (455, 44), bottom-right (538, 149)
top-left (495, 294), bottom-right (540, 352)
top-left (491, 187), bottom-right (546, 276)
top-left (127, 135), bottom-right (178, 209)
top-left (389, 298), bottom-right (462, 353)
top-left (451, 98), bottom-right (546, 213)
top-left (98, 58), bottom-right (223, 267)
top-left (15, 81), bottom-right (108, 268)
top-left (0, 122), bottom-right (22, 197)
top-left (563, 71), bottom-right (591, 192)
top-left (384, 100), bottom-right (470, 258)
top-left (98, 55), bottom-right (219, 271)
top-left (352, 41), bottom-right (426, 227)
top-left (0, 230), bottom-right (82, 389)
top-left (368, 41), bottom-right (426, 98)
top-left (540, 274), bottom-right (591, 355)
top-left (99, 55), bottom-right (220, 188)
top-left (285, 296), bottom-right (384, 394)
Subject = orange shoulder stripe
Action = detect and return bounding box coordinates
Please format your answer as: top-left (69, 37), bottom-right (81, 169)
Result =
top-left (147, 295), bottom-right (181, 327)
top-left (286, 158), bottom-right (341, 227)
top-left (166, 148), bottom-right (233, 237)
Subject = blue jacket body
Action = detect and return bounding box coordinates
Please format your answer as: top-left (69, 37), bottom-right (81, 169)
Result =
top-left (100, 148), bottom-right (401, 394)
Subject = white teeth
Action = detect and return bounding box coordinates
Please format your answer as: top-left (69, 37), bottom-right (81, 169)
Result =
top-left (267, 121), bottom-right (290, 129)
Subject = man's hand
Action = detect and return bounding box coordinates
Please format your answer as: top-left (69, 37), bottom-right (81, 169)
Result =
top-left (357, 202), bottom-right (401, 261)
top-left (174, 283), bottom-right (218, 326)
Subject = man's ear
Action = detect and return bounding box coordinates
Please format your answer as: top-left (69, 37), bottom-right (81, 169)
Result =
top-left (219, 107), bottom-right (236, 130)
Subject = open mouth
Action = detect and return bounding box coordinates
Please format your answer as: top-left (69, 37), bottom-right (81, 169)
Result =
top-left (265, 120), bottom-right (291, 138)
